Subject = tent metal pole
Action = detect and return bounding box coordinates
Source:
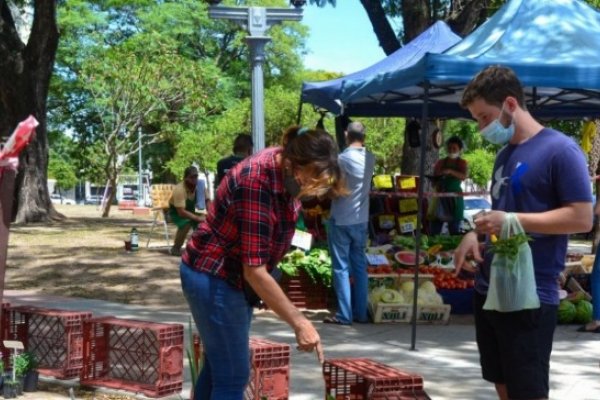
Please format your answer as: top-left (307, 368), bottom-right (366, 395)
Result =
top-left (296, 100), bottom-right (303, 125)
top-left (411, 81), bottom-right (430, 351)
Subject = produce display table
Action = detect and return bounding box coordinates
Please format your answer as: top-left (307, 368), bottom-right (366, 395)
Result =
top-left (438, 288), bottom-right (474, 314)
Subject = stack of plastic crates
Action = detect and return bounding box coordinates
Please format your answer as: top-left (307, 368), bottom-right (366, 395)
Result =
top-left (323, 358), bottom-right (428, 399)
top-left (192, 334), bottom-right (291, 400)
top-left (6, 305), bottom-right (92, 379)
top-left (81, 316), bottom-right (184, 398)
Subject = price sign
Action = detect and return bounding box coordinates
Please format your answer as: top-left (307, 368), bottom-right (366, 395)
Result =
top-left (291, 229), bottom-right (313, 250)
top-left (366, 253), bottom-right (390, 266)
top-left (400, 222), bottom-right (415, 233)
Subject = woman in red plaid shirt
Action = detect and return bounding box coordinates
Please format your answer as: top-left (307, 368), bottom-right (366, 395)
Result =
top-left (180, 126), bottom-right (347, 400)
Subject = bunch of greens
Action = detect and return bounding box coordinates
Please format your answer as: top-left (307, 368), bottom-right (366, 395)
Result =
top-left (391, 234), bottom-right (429, 249)
top-left (278, 248), bottom-right (332, 287)
top-left (489, 233), bottom-right (532, 260)
top-left (428, 234), bottom-right (463, 251)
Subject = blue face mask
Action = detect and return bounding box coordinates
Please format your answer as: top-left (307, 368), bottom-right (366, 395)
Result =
top-left (480, 105), bottom-right (515, 145)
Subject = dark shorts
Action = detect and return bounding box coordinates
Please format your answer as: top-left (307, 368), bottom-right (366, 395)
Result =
top-left (474, 291), bottom-right (557, 400)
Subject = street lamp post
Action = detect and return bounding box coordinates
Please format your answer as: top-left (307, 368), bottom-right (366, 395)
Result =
top-left (207, 2), bottom-right (304, 152)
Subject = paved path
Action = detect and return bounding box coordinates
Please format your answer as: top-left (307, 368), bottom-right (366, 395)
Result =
top-left (4, 289), bottom-right (600, 400)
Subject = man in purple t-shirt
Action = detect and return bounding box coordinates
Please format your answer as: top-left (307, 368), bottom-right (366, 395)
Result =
top-left (454, 66), bottom-right (592, 400)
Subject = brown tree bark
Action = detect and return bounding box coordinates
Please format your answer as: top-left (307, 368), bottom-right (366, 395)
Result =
top-left (401, 121), bottom-right (439, 192)
top-left (359, 0), bottom-right (401, 55)
top-left (0, 1), bottom-right (60, 223)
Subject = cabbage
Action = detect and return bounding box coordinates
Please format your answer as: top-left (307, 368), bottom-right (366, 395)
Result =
top-left (380, 289), bottom-right (404, 303)
top-left (419, 281), bottom-right (437, 294)
top-left (400, 281), bottom-right (415, 295)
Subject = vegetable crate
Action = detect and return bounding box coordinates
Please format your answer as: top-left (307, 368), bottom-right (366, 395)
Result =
top-left (369, 302), bottom-right (411, 323)
top-left (369, 303), bottom-right (451, 325)
top-left (280, 270), bottom-right (330, 309)
top-left (5, 305), bottom-right (92, 379)
top-left (191, 335), bottom-right (290, 400)
top-left (323, 358), bottom-right (424, 399)
top-left (81, 316), bottom-right (184, 398)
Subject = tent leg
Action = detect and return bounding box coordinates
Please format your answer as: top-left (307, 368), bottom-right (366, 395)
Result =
top-left (410, 81), bottom-right (430, 351)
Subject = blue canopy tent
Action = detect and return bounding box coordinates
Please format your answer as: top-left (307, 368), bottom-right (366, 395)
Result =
top-left (301, 0), bottom-right (600, 350)
top-left (300, 20), bottom-right (461, 116)
top-left (339, 0), bottom-right (600, 119)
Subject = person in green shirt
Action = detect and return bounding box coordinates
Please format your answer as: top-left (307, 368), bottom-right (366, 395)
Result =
top-left (428, 136), bottom-right (468, 235)
top-left (169, 166), bottom-right (206, 256)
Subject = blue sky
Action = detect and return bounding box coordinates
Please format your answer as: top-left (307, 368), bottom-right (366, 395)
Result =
top-left (302, 2), bottom-right (399, 74)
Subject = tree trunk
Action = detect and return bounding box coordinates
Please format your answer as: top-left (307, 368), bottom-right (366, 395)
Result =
top-left (359, 0), bottom-right (401, 55)
top-left (101, 176), bottom-right (117, 218)
top-left (0, 1), bottom-right (60, 223)
top-left (401, 0), bottom-right (430, 42)
top-left (446, 0), bottom-right (490, 37)
top-left (401, 121), bottom-right (439, 193)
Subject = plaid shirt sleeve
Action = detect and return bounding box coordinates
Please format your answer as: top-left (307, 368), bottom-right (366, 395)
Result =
top-left (232, 177), bottom-right (274, 267)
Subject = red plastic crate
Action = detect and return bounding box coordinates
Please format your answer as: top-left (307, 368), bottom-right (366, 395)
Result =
top-left (280, 270), bottom-right (330, 309)
top-left (6, 305), bottom-right (92, 379)
top-left (192, 335), bottom-right (290, 400)
top-left (81, 316), bottom-right (184, 398)
top-left (245, 338), bottom-right (290, 400)
top-left (323, 358), bottom-right (424, 399)
top-left (371, 391), bottom-right (431, 400)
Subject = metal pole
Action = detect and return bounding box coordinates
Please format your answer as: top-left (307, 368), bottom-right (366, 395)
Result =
top-left (410, 81), bottom-right (430, 351)
top-left (138, 127), bottom-right (143, 207)
top-left (207, 5), bottom-right (302, 153)
top-left (246, 36), bottom-right (270, 152)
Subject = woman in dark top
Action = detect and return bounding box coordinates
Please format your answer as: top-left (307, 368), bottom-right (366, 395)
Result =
top-left (180, 126), bottom-right (347, 400)
top-left (428, 136), bottom-right (468, 235)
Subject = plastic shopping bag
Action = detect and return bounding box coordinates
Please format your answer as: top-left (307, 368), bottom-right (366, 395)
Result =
top-left (483, 213), bottom-right (540, 312)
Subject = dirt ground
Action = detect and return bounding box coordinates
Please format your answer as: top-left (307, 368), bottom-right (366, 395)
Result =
top-left (6, 204), bottom-right (188, 311)
top-left (5, 205), bottom-right (189, 399)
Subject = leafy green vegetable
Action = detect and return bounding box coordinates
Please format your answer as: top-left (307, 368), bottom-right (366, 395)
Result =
top-left (427, 234), bottom-right (463, 251)
top-left (489, 233), bottom-right (532, 261)
top-left (278, 248), bottom-right (332, 287)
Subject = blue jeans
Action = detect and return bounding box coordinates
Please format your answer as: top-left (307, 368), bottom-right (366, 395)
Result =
top-left (180, 263), bottom-right (253, 400)
top-left (592, 247), bottom-right (600, 321)
top-left (328, 220), bottom-right (369, 323)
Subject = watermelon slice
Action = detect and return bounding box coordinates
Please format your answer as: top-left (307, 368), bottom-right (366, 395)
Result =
top-left (394, 250), bottom-right (425, 266)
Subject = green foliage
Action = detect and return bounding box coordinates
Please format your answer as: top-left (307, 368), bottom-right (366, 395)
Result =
top-left (186, 317), bottom-right (200, 391)
top-left (13, 351), bottom-right (37, 377)
top-left (362, 118), bottom-right (405, 174)
top-left (462, 149), bottom-right (495, 190)
top-left (48, 151), bottom-right (78, 192)
top-left (278, 248), bottom-right (332, 287)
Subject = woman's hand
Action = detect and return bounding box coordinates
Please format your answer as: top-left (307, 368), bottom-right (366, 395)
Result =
top-left (243, 265), bottom-right (324, 364)
top-left (453, 231), bottom-right (482, 276)
top-left (293, 319), bottom-right (324, 364)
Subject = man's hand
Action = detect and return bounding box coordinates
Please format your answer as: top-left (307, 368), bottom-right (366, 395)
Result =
top-left (473, 210), bottom-right (506, 236)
